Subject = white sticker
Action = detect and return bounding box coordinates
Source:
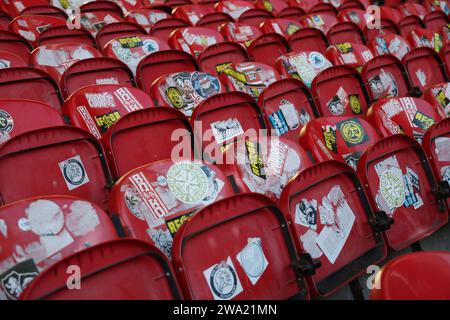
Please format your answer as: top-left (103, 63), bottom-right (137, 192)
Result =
top-left (114, 87), bottom-right (144, 112)
top-left (65, 200), bottom-right (100, 236)
top-left (300, 229), bottom-right (322, 259)
top-left (203, 256), bottom-right (243, 300)
top-left (76, 106), bottom-right (101, 139)
top-left (295, 199), bottom-right (317, 230)
top-left (18, 218), bottom-right (30, 232)
top-left (416, 69), bottom-right (427, 87)
top-left (85, 92), bottom-right (115, 108)
top-left (375, 155), bottom-right (405, 211)
top-left (441, 165), bottom-right (450, 183)
top-left (236, 238), bottom-right (269, 285)
top-left (166, 162), bottom-right (209, 204)
top-left (435, 137), bottom-right (450, 161)
top-left (0, 219), bottom-right (7, 238)
top-left (211, 118), bottom-right (244, 144)
top-left (40, 229), bottom-right (74, 257)
top-left (58, 155), bottom-right (90, 191)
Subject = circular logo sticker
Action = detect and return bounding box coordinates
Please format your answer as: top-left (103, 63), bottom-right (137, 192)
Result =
top-left (0, 109), bottom-right (13, 134)
top-left (143, 39), bottom-right (159, 54)
top-left (18, 218), bottom-right (31, 231)
top-left (240, 242), bottom-right (265, 278)
top-left (379, 170), bottom-right (405, 208)
top-left (165, 87), bottom-right (183, 109)
top-left (340, 120), bottom-right (365, 144)
top-left (62, 158), bottom-right (86, 186)
top-left (308, 52), bottom-right (325, 68)
top-left (209, 262), bottom-right (238, 299)
top-left (191, 72), bottom-right (221, 99)
top-left (166, 162), bottom-right (209, 204)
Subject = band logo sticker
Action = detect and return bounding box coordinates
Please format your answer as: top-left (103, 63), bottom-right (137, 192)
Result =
top-left (327, 87), bottom-right (348, 115)
top-left (59, 155), bottom-right (90, 191)
top-left (245, 140), bottom-right (266, 179)
top-left (114, 87), bottom-right (143, 112)
top-left (165, 212), bottom-right (193, 236)
top-left (203, 257), bottom-right (243, 300)
top-left (412, 111), bottom-right (435, 131)
top-left (349, 95), bottom-right (362, 114)
top-left (338, 119), bottom-right (368, 147)
top-left (0, 259), bottom-right (39, 300)
top-left (211, 118), bottom-right (244, 144)
top-left (236, 238), bottom-right (269, 285)
top-left (322, 125), bottom-right (338, 153)
top-left (295, 199), bottom-right (317, 230)
top-left (166, 162), bottom-right (209, 204)
top-left (95, 110), bottom-right (121, 133)
top-left (85, 92), bottom-right (115, 108)
top-left (165, 87), bottom-right (183, 109)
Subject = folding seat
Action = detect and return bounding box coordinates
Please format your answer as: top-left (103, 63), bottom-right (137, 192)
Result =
top-left (254, 0), bottom-right (288, 16)
top-left (148, 18), bottom-right (191, 42)
top-left (279, 160), bottom-right (389, 296)
top-left (338, 0), bottom-right (365, 11)
top-left (197, 42), bottom-right (250, 76)
top-left (370, 251), bottom-right (450, 300)
top-left (0, 126), bottom-right (113, 208)
top-left (357, 134), bottom-right (448, 251)
top-left (103, 35), bottom-right (170, 75)
top-left (299, 13), bottom-right (339, 34)
top-left (30, 43), bottom-right (102, 83)
top-left (300, 116), bottom-right (380, 168)
top-left (277, 7), bottom-right (306, 22)
top-left (126, 7), bottom-right (172, 32)
top-left (367, 32), bottom-right (411, 61)
top-left (150, 71), bottom-right (224, 117)
top-left (288, 27), bottom-right (329, 55)
top-left (423, 82), bottom-right (450, 117)
top-left (439, 42), bottom-right (450, 75)
top-left (113, 0), bottom-right (143, 14)
top-left (308, 3), bottom-right (338, 16)
top-left (168, 26), bottom-right (224, 58)
top-left (326, 42), bottom-right (374, 70)
top-left (362, 54), bottom-right (413, 101)
top-left (21, 239), bottom-right (182, 300)
top-left (20, 5), bottom-right (68, 20)
top-left (367, 96), bottom-right (442, 144)
top-left (338, 9), bottom-right (367, 30)
top-left (0, 99), bottom-right (64, 145)
top-left (95, 22), bottom-right (147, 51)
top-left (196, 12), bottom-right (234, 30)
top-left (237, 8), bottom-right (274, 26)
top-left (109, 160), bottom-right (246, 257)
top-left (399, 2), bottom-right (428, 20)
top-left (397, 15), bottom-right (426, 38)
top-left (172, 193), bottom-right (314, 300)
top-left (0, 10), bottom-right (11, 30)
top-left (61, 57), bottom-right (135, 98)
top-left (0, 67), bottom-right (63, 112)
top-left (8, 15), bottom-right (67, 46)
top-left (327, 21), bottom-right (365, 45)
top-left (218, 62), bottom-right (281, 100)
top-left (164, 0), bottom-right (193, 6)
top-left (379, 6), bottom-right (404, 25)
top-left (402, 47), bottom-right (448, 93)
top-left (37, 26), bottom-right (96, 47)
top-left (407, 28), bottom-right (444, 52)
top-left (423, 10), bottom-right (449, 32)
top-left (259, 18), bottom-right (302, 39)
top-left (247, 33), bottom-right (290, 67)
top-left (0, 50), bottom-right (27, 69)
top-left (258, 78), bottom-right (319, 142)
top-left (62, 84), bottom-right (154, 142)
top-left (136, 50), bottom-right (198, 93)
top-left (173, 4), bottom-right (215, 24)
top-left (0, 195), bottom-right (119, 300)
top-left (310, 65), bottom-right (371, 117)
top-left (275, 51), bottom-right (333, 88)
top-left (364, 20), bottom-right (400, 42)
top-left (423, 0), bottom-right (450, 15)
top-left (75, 11), bottom-right (125, 37)
top-left (215, 0), bottom-right (256, 21)
top-left (79, 0), bottom-right (125, 18)
top-left (286, 0), bottom-right (320, 12)
top-left (3, 0), bottom-right (49, 18)
top-left (219, 22), bottom-right (262, 47)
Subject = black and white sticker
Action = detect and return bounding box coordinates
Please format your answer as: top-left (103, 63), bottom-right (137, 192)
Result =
top-left (295, 198), bottom-right (317, 230)
top-left (0, 259), bottom-right (39, 300)
top-left (203, 256), bottom-right (243, 300)
top-left (211, 118), bottom-right (244, 144)
top-left (59, 155), bottom-right (90, 190)
top-left (236, 238), bottom-right (269, 285)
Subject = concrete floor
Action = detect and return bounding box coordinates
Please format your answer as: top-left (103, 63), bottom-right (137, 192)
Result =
top-left (323, 222), bottom-right (450, 300)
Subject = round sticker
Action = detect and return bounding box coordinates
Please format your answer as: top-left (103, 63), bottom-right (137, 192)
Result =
top-left (18, 218), bottom-right (31, 231)
top-left (62, 158), bottom-right (86, 186)
top-left (240, 242), bottom-right (265, 278)
top-left (165, 87), bottom-right (183, 109)
top-left (0, 109), bottom-right (13, 134)
top-left (286, 23), bottom-right (300, 36)
top-left (191, 72), bottom-right (221, 99)
top-left (209, 262), bottom-right (238, 299)
top-left (340, 120), bottom-right (365, 144)
top-left (166, 162), bottom-right (209, 204)
top-left (379, 170), bottom-right (405, 208)
top-left (308, 52), bottom-right (325, 68)
top-left (143, 39), bottom-right (159, 54)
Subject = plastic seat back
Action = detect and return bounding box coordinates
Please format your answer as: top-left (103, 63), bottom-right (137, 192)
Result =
top-left (288, 28), bottom-right (329, 55)
top-left (407, 28), bottom-right (444, 52)
top-left (299, 13), bottom-right (339, 34)
top-left (168, 26), bottom-right (224, 58)
top-left (219, 22), bottom-right (261, 47)
top-left (0, 30), bottom-right (32, 62)
top-left (80, 0), bottom-right (124, 18)
top-left (0, 50), bottom-right (27, 69)
top-left (326, 42), bottom-right (374, 70)
top-left (0, 10), bottom-right (11, 30)
top-left (76, 11), bottom-right (125, 37)
top-left (423, 10), bottom-right (449, 32)
top-left (196, 12), bottom-right (234, 30)
top-left (37, 26), bottom-right (96, 47)
top-left (173, 4), bottom-right (215, 24)
top-left (278, 7), bottom-right (306, 22)
top-left (255, 0), bottom-right (289, 15)
top-left (125, 8), bottom-right (172, 32)
top-left (8, 15), bottom-right (66, 46)
top-left (260, 18), bottom-right (302, 38)
top-left (20, 5), bottom-right (68, 20)
top-left (327, 21), bottom-right (365, 45)
top-left (148, 18), bottom-right (191, 42)
top-left (216, 1), bottom-right (256, 21)
top-left (237, 8), bottom-right (273, 26)
top-left (367, 33), bottom-right (411, 61)
top-left (95, 22), bottom-right (147, 51)
top-left (364, 19), bottom-right (399, 41)
top-left (423, 82), bottom-right (450, 118)
top-left (247, 33), bottom-right (289, 67)
top-left (397, 15), bottom-right (425, 38)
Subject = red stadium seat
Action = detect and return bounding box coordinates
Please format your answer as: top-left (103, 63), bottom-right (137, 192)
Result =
top-left (367, 97), bottom-right (442, 144)
top-left (149, 18), bottom-right (191, 42)
top-left (219, 22), bottom-right (262, 47)
top-left (0, 67), bottom-right (63, 112)
top-left (216, 0), bottom-right (256, 21)
top-left (299, 13), bottom-right (339, 34)
top-left (357, 134), bottom-right (448, 251)
top-left (62, 84), bottom-right (154, 141)
top-left (0, 30), bottom-right (33, 62)
top-left (0, 99), bottom-right (64, 145)
top-left (37, 26), bottom-right (97, 47)
top-left (407, 28), bottom-right (444, 52)
top-left (364, 20), bottom-right (400, 41)
top-left (0, 10), bottom-right (11, 30)
top-left (136, 50), bottom-right (198, 93)
top-left (260, 18), bottom-right (301, 39)
top-left (277, 7), bottom-right (306, 22)
top-left (126, 7), bottom-right (172, 32)
top-left (423, 10), bottom-right (449, 32)
top-left (0, 50), bottom-right (26, 69)
top-left (247, 33), bottom-right (289, 67)
top-left (30, 43), bottom-right (102, 83)
top-left (168, 26), bottom-right (224, 57)
top-left (288, 28), bottom-right (329, 55)
top-left (196, 12), bottom-right (234, 30)
top-left (80, 0), bottom-right (124, 18)
top-left (21, 239), bottom-right (182, 300)
top-left (103, 35), bottom-right (170, 75)
top-left (397, 15), bottom-right (425, 38)
top-left (237, 8), bottom-right (274, 26)
top-left (361, 54), bottom-right (414, 101)
top-left (20, 5), bottom-right (68, 20)
top-left (337, 9), bottom-right (367, 30)
top-left (423, 82), bottom-right (450, 117)
top-left (255, 0), bottom-right (289, 15)
top-left (172, 193), bottom-right (312, 300)
top-left (218, 61), bottom-right (280, 100)
top-left (326, 42), bottom-right (374, 70)
top-left (423, 0), bottom-right (450, 14)
top-left (310, 65), bottom-right (371, 117)
top-left (258, 78), bottom-right (319, 142)
top-left (370, 251), bottom-right (450, 300)
top-left (402, 47), bottom-right (448, 94)
top-left (308, 3), bottom-right (338, 16)
top-left (367, 32), bottom-right (411, 61)
top-left (338, 0), bottom-right (366, 11)
top-left (75, 11), bottom-right (125, 37)
top-left (0, 126), bottom-right (113, 208)
top-left (109, 160), bottom-right (245, 256)
top-left (327, 22), bottom-right (365, 45)
top-left (287, 0), bottom-right (320, 12)
top-left (275, 51), bottom-right (333, 88)
top-left (95, 22), bottom-right (147, 51)
top-left (279, 160), bottom-right (389, 296)
top-left (379, 6), bottom-right (404, 25)
top-left (173, 4), bottom-right (215, 24)
top-left (0, 195), bottom-right (118, 300)
top-left (400, 3), bottom-right (428, 20)
top-left (197, 41), bottom-right (250, 76)
top-left (3, 0), bottom-right (49, 18)
top-left (8, 15), bottom-right (67, 46)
